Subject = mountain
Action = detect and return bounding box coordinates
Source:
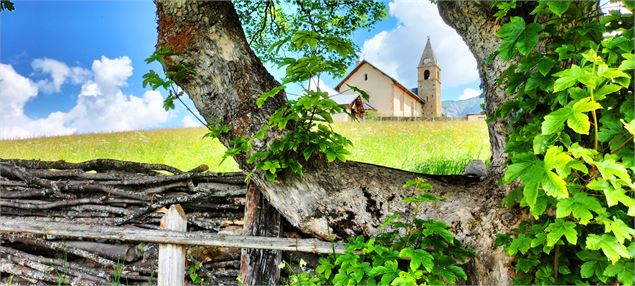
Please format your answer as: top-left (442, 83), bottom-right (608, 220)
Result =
top-left (442, 96), bottom-right (484, 117)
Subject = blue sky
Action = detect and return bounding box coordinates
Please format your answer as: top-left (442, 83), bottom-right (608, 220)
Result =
top-left (0, 0), bottom-right (480, 139)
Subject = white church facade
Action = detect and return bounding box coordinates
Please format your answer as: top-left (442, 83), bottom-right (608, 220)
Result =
top-left (331, 37), bottom-right (442, 120)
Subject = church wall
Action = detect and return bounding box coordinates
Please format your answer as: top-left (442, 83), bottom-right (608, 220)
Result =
top-left (340, 64), bottom-right (395, 116)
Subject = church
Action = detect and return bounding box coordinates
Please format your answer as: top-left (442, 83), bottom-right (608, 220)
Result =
top-left (331, 37), bottom-right (442, 120)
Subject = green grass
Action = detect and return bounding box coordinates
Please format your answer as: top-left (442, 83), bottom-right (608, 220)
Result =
top-left (0, 121), bottom-right (490, 175)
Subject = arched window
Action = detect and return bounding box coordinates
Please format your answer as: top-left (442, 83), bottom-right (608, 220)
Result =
top-left (364, 73), bottom-right (368, 80)
top-left (424, 70), bottom-right (430, 80)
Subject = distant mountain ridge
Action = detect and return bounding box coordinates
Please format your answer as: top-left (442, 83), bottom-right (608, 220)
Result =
top-left (442, 96), bottom-right (484, 117)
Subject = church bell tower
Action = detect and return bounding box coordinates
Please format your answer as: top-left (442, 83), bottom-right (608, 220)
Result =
top-left (417, 37), bottom-right (442, 117)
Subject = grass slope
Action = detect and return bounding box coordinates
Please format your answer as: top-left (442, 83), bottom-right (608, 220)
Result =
top-left (0, 121), bottom-right (490, 174)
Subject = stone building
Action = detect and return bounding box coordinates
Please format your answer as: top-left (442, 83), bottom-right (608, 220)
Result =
top-left (333, 37), bottom-right (442, 119)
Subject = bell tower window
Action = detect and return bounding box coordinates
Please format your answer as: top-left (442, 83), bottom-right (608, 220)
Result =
top-left (424, 70), bottom-right (430, 80)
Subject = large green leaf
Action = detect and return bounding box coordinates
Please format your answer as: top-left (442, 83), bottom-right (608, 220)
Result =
top-left (586, 234), bottom-right (630, 264)
top-left (556, 192), bottom-right (604, 224)
top-left (604, 217), bottom-right (635, 244)
top-left (545, 219), bottom-right (578, 246)
top-left (542, 107), bottom-right (571, 134)
top-left (603, 260), bottom-right (635, 286)
top-left (541, 170), bottom-right (569, 198)
top-left (546, 0), bottom-right (571, 16)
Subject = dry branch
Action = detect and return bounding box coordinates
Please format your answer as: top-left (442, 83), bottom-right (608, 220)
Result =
top-left (0, 218), bottom-right (347, 254)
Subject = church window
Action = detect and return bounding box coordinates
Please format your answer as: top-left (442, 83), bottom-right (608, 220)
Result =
top-left (364, 73), bottom-right (368, 80)
top-left (424, 70), bottom-right (430, 80)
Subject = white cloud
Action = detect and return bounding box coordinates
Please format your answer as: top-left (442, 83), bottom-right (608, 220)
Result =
top-left (0, 56), bottom-right (171, 139)
top-left (31, 58), bottom-right (89, 93)
top-left (182, 115), bottom-right (202, 128)
top-left (0, 64), bottom-right (75, 139)
top-left (458, 88), bottom-right (482, 100)
top-left (360, 0), bottom-right (479, 88)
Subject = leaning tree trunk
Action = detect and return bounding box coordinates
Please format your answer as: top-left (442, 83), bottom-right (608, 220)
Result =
top-left (155, 1), bottom-right (516, 284)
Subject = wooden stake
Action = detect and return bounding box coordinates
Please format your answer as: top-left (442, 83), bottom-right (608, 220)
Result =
top-left (240, 182), bottom-right (282, 286)
top-left (158, 204), bottom-right (187, 286)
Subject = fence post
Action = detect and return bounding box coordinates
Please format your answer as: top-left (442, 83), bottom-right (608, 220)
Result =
top-left (158, 204), bottom-right (187, 286)
top-left (240, 182), bottom-right (281, 286)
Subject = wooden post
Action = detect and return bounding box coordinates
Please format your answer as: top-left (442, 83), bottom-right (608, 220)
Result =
top-left (240, 182), bottom-right (282, 286)
top-left (158, 204), bottom-right (186, 286)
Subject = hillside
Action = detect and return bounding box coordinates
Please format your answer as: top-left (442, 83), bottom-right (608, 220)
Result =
top-left (442, 96), bottom-right (484, 117)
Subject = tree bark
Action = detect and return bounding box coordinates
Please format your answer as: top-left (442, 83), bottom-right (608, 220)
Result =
top-left (240, 182), bottom-right (281, 286)
top-left (154, 1), bottom-right (516, 284)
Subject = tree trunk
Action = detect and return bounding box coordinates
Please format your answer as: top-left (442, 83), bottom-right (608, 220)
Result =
top-left (240, 182), bottom-right (281, 286)
top-left (154, 1), bottom-right (515, 284)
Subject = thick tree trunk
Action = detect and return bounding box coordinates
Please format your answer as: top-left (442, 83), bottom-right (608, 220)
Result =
top-left (155, 1), bottom-right (515, 284)
top-left (240, 182), bottom-right (281, 286)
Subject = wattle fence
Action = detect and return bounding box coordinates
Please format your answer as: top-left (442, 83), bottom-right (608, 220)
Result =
top-left (0, 159), bottom-right (343, 285)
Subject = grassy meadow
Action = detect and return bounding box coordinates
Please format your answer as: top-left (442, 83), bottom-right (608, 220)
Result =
top-left (0, 121), bottom-right (490, 174)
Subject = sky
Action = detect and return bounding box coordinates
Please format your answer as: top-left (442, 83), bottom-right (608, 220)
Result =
top-left (0, 0), bottom-right (481, 140)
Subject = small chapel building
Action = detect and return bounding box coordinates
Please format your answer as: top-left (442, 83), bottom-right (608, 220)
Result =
top-left (332, 37), bottom-right (442, 120)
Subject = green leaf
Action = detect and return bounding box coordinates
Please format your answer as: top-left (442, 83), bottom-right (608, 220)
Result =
top-left (256, 85), bottom-right (286, 108)
top-left (507, 234), bottom-right (532, 256)
top-left (542, 107), bottom-right (571, 134)
top-left (515, 257), bottom-right (540, 273)
top-left (619, 53), bottom-right (635, 71)
top-left (543, 146), bottom-right (572, 170)
top-left (604, 217), bottom-right (635, 244)
top-left (399, 248), bottom-right (434, 272)
top-left (497, 17), bottom-right (527, 60)
top-left (572, 97), bottom-right (602, 113)
top-left (541, 170), bottom-right (568, 198)
top-left (604, 260), bottom-right (635, 286)
top-left (546, 0), bottom-right (571, 16)
top-left (594, 84), bottom-right (622, 100)
top-left (596, 157), bottom-right (632, 183)
top-left (556, 192), bottom-right (604, 225)
top-left (516, 23), bottom-right (543, 56)
top-left (586, 234), bottom-right (630, 264)
top-left (545, 219), bottom-right (577, 246)
top-left (537, 57), bottom-right (556, 76)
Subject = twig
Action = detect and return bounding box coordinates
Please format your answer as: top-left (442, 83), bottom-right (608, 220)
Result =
top-left (0, 158), bottom-right (182, 175)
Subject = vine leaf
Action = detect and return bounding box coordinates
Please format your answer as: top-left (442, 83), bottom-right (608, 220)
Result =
top-left (545, 219), bottom-right (577, 246)
top-left (603, 260), bottom-right (634, 286)
top-left (585, 234), bottom-right (630, 264)
top-left (556, 192), bottom-right (604, 225)
top-left (588, 180), bottom-right (635, 216)
top-left (546, 1), bottom-right (571, 17)
top-left (399, 248), bottom-right (434, 272)
top-left (542, 97), bottom-right (602, 135)
top-left (604, 217), bottom-right (635, 244)
top-left (497, 17), bottom-right (543, 60)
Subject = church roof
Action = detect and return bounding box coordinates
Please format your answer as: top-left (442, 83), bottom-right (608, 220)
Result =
top-left (334, 60), bottom-right (424, 104)
top-left (418, 37), bottom-right (437, 66)
top-left (329, 93), bottom-right (359, 105)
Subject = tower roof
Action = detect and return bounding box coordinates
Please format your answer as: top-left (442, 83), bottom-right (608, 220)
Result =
top-left (418, 36), bottom-right (437, 66)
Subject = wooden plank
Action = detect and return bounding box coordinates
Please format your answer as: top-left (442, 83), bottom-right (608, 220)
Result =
top-left (0, 217), bottom-right (346, 254)
top-left (158, 204), bottom-right (187, 286)
top-left (240, 182), bottom-right (281, 286)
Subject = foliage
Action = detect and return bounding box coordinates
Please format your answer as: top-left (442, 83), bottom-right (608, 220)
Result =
top-left (0, 0), bottom-right (14, 12)
top-left (493, 0), bottom-right (634, 284)
top-left (286, 178), bottom-right (475, 286)
top-left (234, 0), bottom-right (386, 80)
